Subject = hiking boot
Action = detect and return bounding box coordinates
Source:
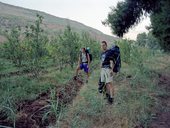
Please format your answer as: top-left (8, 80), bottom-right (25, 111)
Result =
top-left (108, 97), bottom-right (114, 105)
top-left (98, 89), bottom-right (102, 93)
top-left (86, 80), bottom-right (88, 83)
top-left (98, 87), bottom-right (103, 93)
top-left (105, 94), bottom-right (114, 104)
top-left (73, 76), bottom-right (77, 80)
top-left (98, 84), bottom-right (105, 93)
top-left (104, 93), bottom-right (109, 100)
top-left (106, 93), bottom-right (109, 98)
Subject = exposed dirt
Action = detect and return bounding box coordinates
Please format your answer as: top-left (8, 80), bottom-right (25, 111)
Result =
top-left (0, 75), bottom-right (84, 128)
top-left (148, 73), bottom-right (170, 128)
top-left (1, 66), bottom-right (169, 128)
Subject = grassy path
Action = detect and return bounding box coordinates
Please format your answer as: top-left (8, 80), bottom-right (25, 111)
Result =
top-left (59, 53), bottom-right (170, 128)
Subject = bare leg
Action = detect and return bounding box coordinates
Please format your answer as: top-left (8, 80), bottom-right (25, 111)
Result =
top-left (86, 72), bottom-right (89, 79)
top-left (76, 66), bottom-right (80, 77)
top-left (106, 82), bottom-right (114, 98)
top-left (85, 65), bottom-right (89, 83)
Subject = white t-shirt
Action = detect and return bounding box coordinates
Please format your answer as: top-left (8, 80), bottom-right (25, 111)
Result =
top-left (81, 53), bottom-right (87, 63)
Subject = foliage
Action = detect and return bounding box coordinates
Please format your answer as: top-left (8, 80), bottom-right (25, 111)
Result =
top-left (150, 0), bottom-right (170, 52)
top-left (115, 39), bottom-right (132, 64)
top-left (0, 93), bottom-right (16, 128)
top-left (136, 32), bottom-right (147, 47)
top-left (0, 13), bottom-right (108, 127)
top-left (42, 89), bottom-right (64, 127)
top-left (112, 41), bottom-right (167, 127)
top-left (1, 14), bottom-right (49, 77)
top-left (136, 32), bottom-right (160, 49)
top-left (104, 0), bottom-right (170, 51)
top-left (1, 13), bottom-right (101, 74)
top-left (80, 32), bottom-right (100, 59)
top-left (3, 27), bottom-right (25, 66)
top-left (48, 28), bottom-right (100, 71)
top-left (24, 14), bottom-right (48, 76)
top-left (103, 0), bottom-right (155, 36)
top-left (57, 26), bottom-right (80, 69)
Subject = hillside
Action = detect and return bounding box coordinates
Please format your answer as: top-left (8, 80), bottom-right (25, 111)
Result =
top-left (0, 2), bottom-right (118, 43)
top-left (0, 41), bottom-right (170, 127)
top-left (0, 1), bottom-right (170, 128)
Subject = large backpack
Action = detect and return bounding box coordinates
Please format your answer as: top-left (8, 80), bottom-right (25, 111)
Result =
top-left (107, 45), bottom-right (121, 72)
top-left (85, 49), bottom-right (92, 62)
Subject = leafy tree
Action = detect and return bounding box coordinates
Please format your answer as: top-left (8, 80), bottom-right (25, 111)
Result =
top-left (25, 14), bottom-right (48, 76)
top-left (80, 32), bottom-right (100, 60)
top-left (47, 36), bottom-right (59, 63)
top-left (56, 25), bottom-right (80, 69)
top-left (104, 0), bottom-right (170, 51)
top-left (49, 28), bottom-right (101, 70)
top-left (3, 26), bottom-right (25, 66)
top-left (150, 0), bottom-right (170, 51)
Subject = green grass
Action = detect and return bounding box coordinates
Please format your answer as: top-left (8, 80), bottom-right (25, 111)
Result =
top-left (41, 65), bottom-right (75, 84)
top-left (0, 58), bottom-right (18, 73)
top-left (0, 42), bottom-right (169, 128)
top-left (59, 48), bottom-right (170, 128)
top-left (0, 57), bottom-right (76, 125)
top-left (60, 69), bottom-right (107, 127)
top-left (0, 76), bottom-right (53, 104)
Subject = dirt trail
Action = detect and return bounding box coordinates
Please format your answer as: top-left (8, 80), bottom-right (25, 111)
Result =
top-left (0, 75), bottom-right (84, 128)
top-left (149, 73), bottom-right (170, 128)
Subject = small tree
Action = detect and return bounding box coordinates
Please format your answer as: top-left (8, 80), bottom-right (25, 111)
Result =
top-left (80, 31), bottom-right (100, 60)
top-left (57, 26), bottom-right (80, 69)
top-left (3, 26), bottom-right (25, 66)
top-left (25, 14), bottom-right (48, 76)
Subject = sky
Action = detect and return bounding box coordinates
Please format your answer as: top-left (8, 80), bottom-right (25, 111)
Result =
top-left (0, 0), bottom-right (150, 40)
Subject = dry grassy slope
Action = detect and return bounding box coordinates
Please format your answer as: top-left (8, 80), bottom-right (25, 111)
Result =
top-left (0, 2), bottom-right (118, 43)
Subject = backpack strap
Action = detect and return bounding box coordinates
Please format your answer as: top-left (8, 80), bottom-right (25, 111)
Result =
top-left (79, 51), bottom-right (82, 63)
top-left (85, 52), bottom-right (90, 63)
top-left (114, 54), bottom-right (120, 65)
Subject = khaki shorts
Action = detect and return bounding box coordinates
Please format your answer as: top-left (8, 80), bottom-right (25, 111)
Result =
top-left (100, 68), bottom-right (113, 83)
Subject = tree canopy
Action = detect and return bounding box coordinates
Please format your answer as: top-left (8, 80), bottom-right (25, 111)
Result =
top-left (104, 0), bottom-right (170, 51)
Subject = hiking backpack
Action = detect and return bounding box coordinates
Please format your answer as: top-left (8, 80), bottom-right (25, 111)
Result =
top-left (85, 49), bottom-right (92, 62)
top-left (80, 49), bottom-right (92, 63)
top-left (107, 45), bottom-right (121, 73)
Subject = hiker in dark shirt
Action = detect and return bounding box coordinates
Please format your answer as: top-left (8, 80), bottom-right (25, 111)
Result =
top-left (100, 41), bottom-right (114, 104)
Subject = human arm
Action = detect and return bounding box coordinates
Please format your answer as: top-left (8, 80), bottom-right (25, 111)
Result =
top-left (110, 60), bottom-right (115, 75)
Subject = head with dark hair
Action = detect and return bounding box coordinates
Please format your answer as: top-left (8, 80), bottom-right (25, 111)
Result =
top-left (81, 47), bottom-right (86, 53)
top-left (101, 41), bottom-right (107, 51)
top-left (102, 41), bottom-right (107, 46)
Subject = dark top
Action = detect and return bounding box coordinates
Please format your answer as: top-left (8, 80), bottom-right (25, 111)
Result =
top-left (101, 50), bottom-right (111, 68)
